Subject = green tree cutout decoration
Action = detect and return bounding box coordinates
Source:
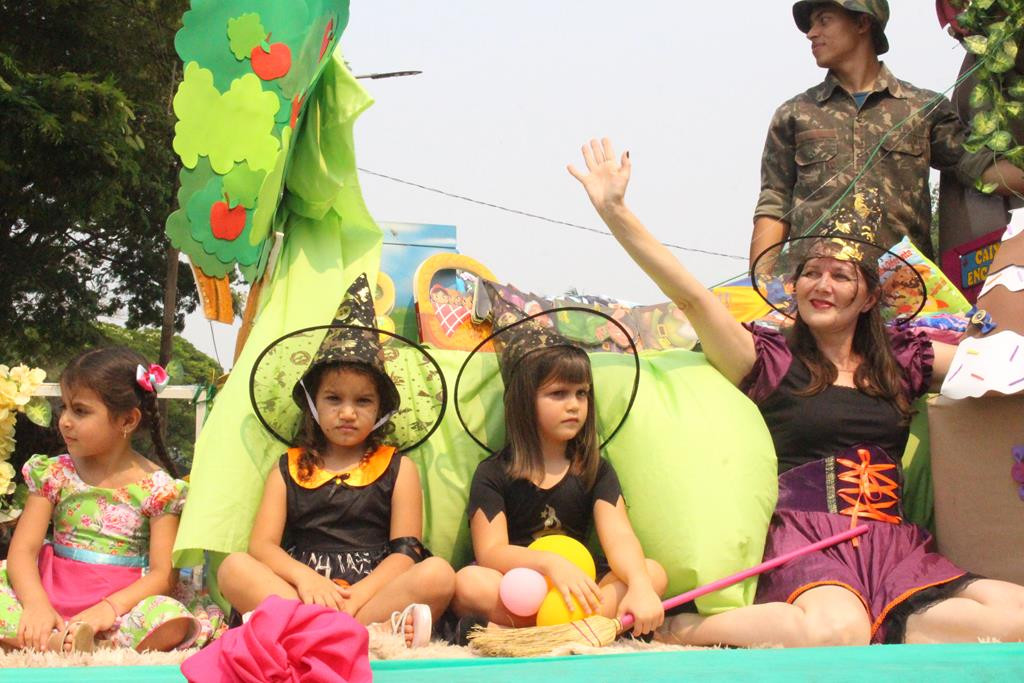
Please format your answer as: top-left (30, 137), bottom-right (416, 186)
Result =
top-left (165, 0), bottom-right (349, 283)
top-left (952, 1), bottom-right (1024, 192)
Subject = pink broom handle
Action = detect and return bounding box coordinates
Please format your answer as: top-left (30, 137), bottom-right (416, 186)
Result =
top-left (619, 524), bottom-right (870, 629)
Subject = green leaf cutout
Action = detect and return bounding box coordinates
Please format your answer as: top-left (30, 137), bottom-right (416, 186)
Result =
top-left (24, 397), bottom-right (52, 427)
top-left (171, 62), bottom-right (281, 174)
top-left (223, 163), bottom-right (266, 209)
top-left (227, 13), bottom-right (266, 61)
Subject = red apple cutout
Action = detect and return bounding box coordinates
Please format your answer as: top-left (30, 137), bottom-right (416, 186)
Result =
top-left (251, 37), bottom-right (291, 80)
top-left (210, 198), bottom-right (246, 241)
top-left (319, 18), bottom-right (335, 60)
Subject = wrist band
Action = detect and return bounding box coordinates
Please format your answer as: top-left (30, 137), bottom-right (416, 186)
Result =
top-left (102, 597), bottom-right (120, 617)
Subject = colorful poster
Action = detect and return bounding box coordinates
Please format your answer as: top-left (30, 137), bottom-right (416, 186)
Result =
top-left (378, 222), bottom-right (457, 340)
top-left (413, 253), bottom-right (498, 350)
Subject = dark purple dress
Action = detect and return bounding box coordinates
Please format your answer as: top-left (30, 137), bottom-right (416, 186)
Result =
top-left (741, 324), bottom-right (971, 644)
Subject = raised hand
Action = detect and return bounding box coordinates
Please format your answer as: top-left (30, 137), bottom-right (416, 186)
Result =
top-left (567, 138), bottom-right (631, 215)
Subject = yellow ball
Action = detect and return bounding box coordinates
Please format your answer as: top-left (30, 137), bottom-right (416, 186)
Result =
top-left (527, 535), bottom-right (596, 580)
top-left (535, 588), bottom-right (587, 626)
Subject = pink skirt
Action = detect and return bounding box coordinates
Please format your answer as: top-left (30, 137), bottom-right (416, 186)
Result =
top-left (38, 544), bottom-right (142, 619)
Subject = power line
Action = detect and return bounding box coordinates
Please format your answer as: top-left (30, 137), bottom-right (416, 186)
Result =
top-left (357, 167), bottom-right (748, 261)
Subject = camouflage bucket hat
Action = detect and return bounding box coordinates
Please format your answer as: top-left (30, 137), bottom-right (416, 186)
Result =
top-left (249, 273), bottom-right (447, 451)
top-left (750, 189), bottom-right (927, 322)
top-left (453, 282), bottom-right (640, 454)
top-left (792, 0), bottom-right (889, 54)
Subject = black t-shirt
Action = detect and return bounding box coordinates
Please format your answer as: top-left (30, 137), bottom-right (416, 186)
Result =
top-left (279, 449), bottom-right (402, 552)
top-left (467, 450), bottom-right (624, 547)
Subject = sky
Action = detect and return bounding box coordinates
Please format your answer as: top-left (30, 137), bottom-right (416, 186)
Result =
top-left (183, 1), bottom-right (984, 368)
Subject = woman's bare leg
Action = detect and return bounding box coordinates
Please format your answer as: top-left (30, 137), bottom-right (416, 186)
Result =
top-left (656, 585), bottom-right (871, 648)
top-left (904, 579), bottom-right (1024, 644)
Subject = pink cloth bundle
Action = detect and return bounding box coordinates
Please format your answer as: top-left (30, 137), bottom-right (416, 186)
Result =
top-left (181, 595), bottom-right (371, 682)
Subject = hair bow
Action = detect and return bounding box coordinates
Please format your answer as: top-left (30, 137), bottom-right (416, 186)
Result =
top-left (136, 364), bottom-right (170, 394)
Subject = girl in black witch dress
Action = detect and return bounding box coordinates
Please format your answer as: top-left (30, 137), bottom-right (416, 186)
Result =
top-left (217, 274), bottom-right (454, 647)
top-left (451, 296), bottom-right (667, 637)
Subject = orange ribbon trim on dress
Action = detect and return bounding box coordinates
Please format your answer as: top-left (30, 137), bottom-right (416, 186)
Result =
top-left (835, 448), bottom-right (901, 546)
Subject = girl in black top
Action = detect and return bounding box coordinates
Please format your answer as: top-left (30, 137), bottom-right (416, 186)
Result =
top-left (452, 343), bottom-right (667, 636)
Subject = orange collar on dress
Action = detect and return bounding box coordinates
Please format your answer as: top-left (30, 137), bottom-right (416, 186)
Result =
top-left (286, 446), bottom-right (396, 489)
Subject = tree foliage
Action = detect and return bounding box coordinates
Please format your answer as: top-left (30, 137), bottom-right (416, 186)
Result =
top-left (0, 0), bottom-right (198, 365)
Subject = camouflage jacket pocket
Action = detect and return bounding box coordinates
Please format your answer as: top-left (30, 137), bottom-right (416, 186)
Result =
top-left (794, 129), bottom-right (838, 166)
top-left (880, 132), bottom-right (927, 157)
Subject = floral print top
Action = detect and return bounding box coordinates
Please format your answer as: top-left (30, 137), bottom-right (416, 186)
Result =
top-left (23, 454), bottom-right (187, 558)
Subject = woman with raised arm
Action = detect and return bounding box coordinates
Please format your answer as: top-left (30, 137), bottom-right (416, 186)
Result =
top-left (568, 138), bottom-right (1024, 647)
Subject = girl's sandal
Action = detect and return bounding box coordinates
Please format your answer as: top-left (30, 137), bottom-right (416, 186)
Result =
top-left (46, 621), bottom-right (96, 653)
top-left (389, 603), bottom-right (431, 648)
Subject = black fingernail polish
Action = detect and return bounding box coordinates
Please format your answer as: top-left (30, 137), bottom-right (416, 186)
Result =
top-left (626, 151), bottom-right (630, 158)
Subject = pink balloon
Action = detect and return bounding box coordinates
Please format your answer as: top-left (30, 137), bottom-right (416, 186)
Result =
top-left (499, 567), bottom-right (548, 617)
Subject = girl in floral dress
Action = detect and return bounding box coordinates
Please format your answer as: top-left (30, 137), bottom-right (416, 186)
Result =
top-left (0, 347), bottom-right (224, 652)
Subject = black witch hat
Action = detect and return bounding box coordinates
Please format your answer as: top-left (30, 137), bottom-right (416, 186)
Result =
top-left (750, 189), bottom-right (928, 322)
top-left (454, 282), bottom-right (640, 454)
top-left (250, 273), bottom-right (446, 451)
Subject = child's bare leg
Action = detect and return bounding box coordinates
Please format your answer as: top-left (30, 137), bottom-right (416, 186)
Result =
top-left (655, 585), bottom-right (871, 648)
top-left (217, 552), bottom-right (298, 613)
top-left (135, 617), bottom-right (192, 652)
top-left (452, 565), bottom-right (525, 626)
top-left (355, 557), bottom-right (455, 626)
top-left (596, 559), bottom-right (668, 620)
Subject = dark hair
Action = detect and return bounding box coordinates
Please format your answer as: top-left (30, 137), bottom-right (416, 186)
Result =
top-left (787, 261), bottom-right (913, 422)
top-left (294, 361), bottom-right (398, 481)
top-left (503, 345), bottom-right (601, 489)
top-left (60, 347), bottom-right (178, 477)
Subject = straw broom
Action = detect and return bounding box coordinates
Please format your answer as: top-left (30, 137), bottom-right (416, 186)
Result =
top-left (468, 524), bottom-right (869, 657)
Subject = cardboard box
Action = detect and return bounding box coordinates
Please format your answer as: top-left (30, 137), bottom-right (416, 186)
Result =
top-left (928, 395), bottom-right (1024, 585)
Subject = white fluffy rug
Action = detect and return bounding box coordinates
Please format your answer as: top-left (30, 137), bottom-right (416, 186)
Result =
top-left (0, 632), bottom-right (703, 668)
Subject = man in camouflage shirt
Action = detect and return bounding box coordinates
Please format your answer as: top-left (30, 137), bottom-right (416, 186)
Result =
top-left (751, 0), bottom-right (1024, 264)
